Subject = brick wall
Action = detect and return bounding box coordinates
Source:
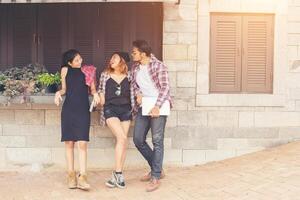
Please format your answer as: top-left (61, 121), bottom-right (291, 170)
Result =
top-left (1, 0), bottom-right (300, 170)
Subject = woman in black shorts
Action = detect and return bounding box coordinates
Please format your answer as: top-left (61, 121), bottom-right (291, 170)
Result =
top-left (98, 52), bottom-right (132, 189)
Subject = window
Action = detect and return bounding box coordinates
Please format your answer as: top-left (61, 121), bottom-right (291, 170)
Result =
top-left (210, 13), bottom-right (274, 93)
top-left (0, 3), bottom-right (163, 73)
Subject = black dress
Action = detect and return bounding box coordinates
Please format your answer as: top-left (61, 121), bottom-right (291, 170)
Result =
top-left (61, 66), bottom-right (90, 142)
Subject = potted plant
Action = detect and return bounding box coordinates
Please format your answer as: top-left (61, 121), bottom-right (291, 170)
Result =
top-left (37, 72), bottom-right (61, 93)
top-left (0, 74), bottom-right (7, 92)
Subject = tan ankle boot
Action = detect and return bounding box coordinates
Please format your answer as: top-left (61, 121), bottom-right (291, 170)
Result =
top-left (77, 173), bottom-right (90, 191)
top-left (67, 171), bottom-right (77, 189)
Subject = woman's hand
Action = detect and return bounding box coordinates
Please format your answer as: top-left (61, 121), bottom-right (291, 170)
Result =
top-left (93, 93), bottom-right (101, 105)
top-left (54, 91), bottom-right (63, 106)
top-left (99, 93), bottom-right (105, 107)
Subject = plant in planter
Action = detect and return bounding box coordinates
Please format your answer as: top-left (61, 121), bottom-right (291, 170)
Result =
top-left (2, 79), bottom-right (36, 104)
top-left (0, 64), bottom-right (47, 103)
top-left (0, 74), bottom-right (7, 93)
top-left (36, 72), bottom-right (61, 93)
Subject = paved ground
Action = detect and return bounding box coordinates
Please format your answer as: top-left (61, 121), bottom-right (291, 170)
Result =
top-left (1, 142), bottom-right (300, 200)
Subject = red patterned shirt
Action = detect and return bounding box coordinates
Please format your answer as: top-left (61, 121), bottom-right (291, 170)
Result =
top-left (81, 65), bottom-right (97, 87)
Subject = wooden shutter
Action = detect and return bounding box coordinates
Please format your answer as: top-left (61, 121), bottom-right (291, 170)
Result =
top-left (0, 5), bottom-right (8, 69)
top-left (68, 4), bottom-right (98, 67)
top-left (99, 3), bottom-right (128, 71)
top-left (242, 15), bottom-right (274, 93)
top-left (7, 4), bottom-right (37, 67)
top-left (134, 3), bottom-right (163, 60)
top-left (210, 14), bottom-right (242, 92)
top-left (37, 4), bottom-right (68, 73)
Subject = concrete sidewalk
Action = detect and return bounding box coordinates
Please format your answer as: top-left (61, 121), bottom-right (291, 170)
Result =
top-left (1, 142), bottom-right (300, 200)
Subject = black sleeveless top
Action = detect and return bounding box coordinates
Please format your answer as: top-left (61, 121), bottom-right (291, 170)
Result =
top-left (105, 77), bottom-right (130, 106)
top-left (61, 66), bottom-right (90, 142)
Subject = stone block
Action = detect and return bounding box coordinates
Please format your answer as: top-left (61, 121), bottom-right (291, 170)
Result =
top-left (15, 110), bottom-right (45, 125)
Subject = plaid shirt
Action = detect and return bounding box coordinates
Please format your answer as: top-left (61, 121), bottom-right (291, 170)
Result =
top-left (81, 65), bottom-right (97, 87)
top-left (130, 54), bottom-right (172, 115)
top-left (98, 71), bottom-right (133, 126)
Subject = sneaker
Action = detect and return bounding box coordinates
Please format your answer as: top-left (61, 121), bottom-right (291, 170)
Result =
top-left (77, 173), bottom-right (90, 191)
top-left (140, 170), bottom-right (165, 182)
top-left (67, 171), bottom-right (77, 189)
top-left (113, 171), bottom-right (126, 189)
top-left (105, 172), bottom-right (116, 188)
top-left (146, 178), bottom-right (160, 192)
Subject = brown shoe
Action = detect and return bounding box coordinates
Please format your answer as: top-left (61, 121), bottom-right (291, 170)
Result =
top-left (146, 178), bottom-right (161, 192)
top-left (140, 170), bottom-right (165, 182)
top-left (77, 173), bottom-right (90, 191)
top-left (67, 171), bottom-right (77, 189)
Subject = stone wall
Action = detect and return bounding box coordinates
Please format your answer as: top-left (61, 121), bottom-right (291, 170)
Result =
top-left (1, 0), bottom-right (300, 170)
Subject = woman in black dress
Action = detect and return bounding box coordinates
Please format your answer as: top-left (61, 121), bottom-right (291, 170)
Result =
top-left (54, 49), bottom-right (100, 190)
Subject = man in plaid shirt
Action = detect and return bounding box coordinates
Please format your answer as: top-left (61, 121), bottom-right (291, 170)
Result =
top-left (131, 40), bottom-right (172, 192)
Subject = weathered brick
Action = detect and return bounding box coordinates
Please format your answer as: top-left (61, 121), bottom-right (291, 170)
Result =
top-left (233, 128), bottom-right (279, 139)
top-left (45, 110), bottom-right (60, 125)
top-left (0, 148), bottom-right (5, 168)
top-left (178, 33), bottom-right (197, 45)
top-left (0, 110), bottom-right (15, 124)
top-left (178, 5), bottom-right (197, 20)
top-left (188, 45), bottom-right (197, 60)
top-left (163, 45), bottom-right (188, 60)
top-left (166, 111), bottom-right (177, 128)
top-left (182, 150), bottom-right (206, 165)
top-left (177, 111), bottom-right (207, 126)
top-left (6, 148), bottom-right (52, 164)
top-left (177, 72), bottom-right (196, 87)
top-left (0, 136), bottom-right (26, 147)
top-left (254, 112), bottom-right (300, 127)
top-left (89, 137), bottom-right (115, 149)
top-left (172, 126), bottom-right (217, 149)
top-left (163, 33), bottom-right (178, 45)
top-left (15, 110), bottom-right (45, 125)
top-left (164, 20), bottom-right (197, 33)
top-left (92, 126), bottom-right (114, 138)
top-left (279, 127), bottom-right (300, 139)
top-left (3, 125), bottom-right (60, 136)
top-left (238, 112), bottom-right (254, 128)
top-left (205, 150), bottom-right (236, 162)
top-left (91, 111), bottom-right (100, 126)
top-left (208, 111), bottom-right (239, 127)
top-left (165, 60), bottom-right (196, 72)
top-left (26, 135), bottom-right (62, 148)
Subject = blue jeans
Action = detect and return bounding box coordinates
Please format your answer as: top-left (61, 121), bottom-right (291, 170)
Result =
top-left (133, 108), bottom-right (167, 179)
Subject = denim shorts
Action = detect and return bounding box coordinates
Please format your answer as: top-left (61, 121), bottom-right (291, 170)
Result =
top-left (104, 104), bottom-right (132, 121)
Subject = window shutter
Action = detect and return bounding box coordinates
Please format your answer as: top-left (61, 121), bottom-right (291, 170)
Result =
top-left (210, 14), bottom-right (242, 92)
top-left (8, 5), bottom-right (37, 67)
top-left (100, 4), bottom-right (126, 70)
top-left (134, 3), bottom-right (163, 60)
top-left (0, 5), bottom-right (8, 69)
top-left (37, 4), bottom-right (68, 73)
top-left (68, 4), bottom-right (98, 67)
top-left (241, 15), bottom-right (274, 93)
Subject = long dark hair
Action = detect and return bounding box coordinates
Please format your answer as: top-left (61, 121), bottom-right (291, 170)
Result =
top-left (62, 49), bottom-right (81, 68)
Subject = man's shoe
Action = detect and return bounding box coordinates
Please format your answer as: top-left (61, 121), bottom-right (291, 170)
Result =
top-left (146, 178), bottom-right (160, 192)
top-left (77, 173), bottom-right (90, 191)
top-left (67, 171), bottom-right (77, 189)
top-left (140, 170), bottom-right (165, 182)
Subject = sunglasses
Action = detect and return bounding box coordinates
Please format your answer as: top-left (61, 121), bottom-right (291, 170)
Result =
top-left (115, 84), bottom-right (122, 96)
